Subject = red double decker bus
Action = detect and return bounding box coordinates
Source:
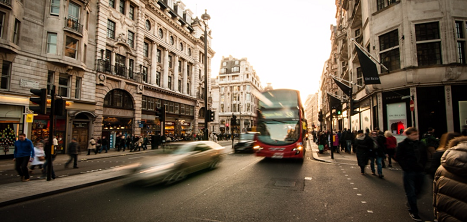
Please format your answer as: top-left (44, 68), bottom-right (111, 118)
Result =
top-left (253, 89), bottom-right (308, 161)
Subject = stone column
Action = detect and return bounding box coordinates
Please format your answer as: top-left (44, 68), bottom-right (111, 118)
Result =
top-left (111, 51), bottom-right (116, 73)
top-left (174, 55), bottom-right (179, 92)
top-left (191, 65), bottom-right (195, 96)
top-left (150, 43), bottom-right (158, 85)
top-left (163, 49), bottom-right (169, 88)
top-left (445, 85), bottom-right (454, 132)
top-left (182, 60), bottom-right (187, 94)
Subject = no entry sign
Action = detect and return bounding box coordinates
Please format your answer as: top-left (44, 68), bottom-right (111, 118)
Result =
top-left (410, 100), bottom-right (415, 112)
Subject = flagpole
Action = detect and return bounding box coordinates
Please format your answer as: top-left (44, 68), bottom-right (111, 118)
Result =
top-left (350, 38), bottom-right (389, 71)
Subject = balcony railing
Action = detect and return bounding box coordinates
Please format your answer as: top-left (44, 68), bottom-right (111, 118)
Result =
top-left (96, 59), bottom-right (145, 83)
top-left (0, 0), bottom-right (11, 7)
top-left (65, 17), bottom-right (83, 34)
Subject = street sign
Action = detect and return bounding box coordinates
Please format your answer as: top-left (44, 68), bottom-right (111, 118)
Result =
top-left (410, 100), bottom-right (414, 112)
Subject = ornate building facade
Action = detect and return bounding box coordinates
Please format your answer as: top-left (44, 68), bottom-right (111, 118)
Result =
top-left (319, 0), bottom-right (467, 139)
top-left (94, 0), bottom-right (214, 144)
top-left (211, 55), bottom-right (262, 135)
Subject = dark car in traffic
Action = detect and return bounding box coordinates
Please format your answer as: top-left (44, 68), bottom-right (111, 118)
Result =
top-left (233, 133), bottom-right (258, 153)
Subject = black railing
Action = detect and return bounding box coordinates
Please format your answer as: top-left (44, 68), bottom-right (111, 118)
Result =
top-left (96, 59), bottom-right (145, 83)
top-left (65, 17), bottom-right (83, 34)
top-left (0, 0), bottom-right (11, 7)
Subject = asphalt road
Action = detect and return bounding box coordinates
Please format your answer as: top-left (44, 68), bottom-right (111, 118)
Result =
top-left (1, 142), bottom-right (435, 222)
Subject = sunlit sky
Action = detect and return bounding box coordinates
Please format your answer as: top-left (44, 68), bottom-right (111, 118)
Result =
top-left (181, 0), bottom-right (336, 99)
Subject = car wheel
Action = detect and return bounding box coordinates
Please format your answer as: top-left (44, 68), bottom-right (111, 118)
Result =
top-left (209, 158), bottom-right (220, 169)
top-left (165, 169), bottom-right (186, 185)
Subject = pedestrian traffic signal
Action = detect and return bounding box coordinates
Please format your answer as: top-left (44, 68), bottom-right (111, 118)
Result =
top-left (29, 88), bottom-right (47, 114)
top-left (55, 98), bottom-right (66, 116)
top-left (209, 110), bottom-right (215, 121)
top-left (156, 106), bottom-right (165, 121)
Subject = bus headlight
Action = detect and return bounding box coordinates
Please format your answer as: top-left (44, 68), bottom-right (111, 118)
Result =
top-left (292, 146), bottom-right (303, 151)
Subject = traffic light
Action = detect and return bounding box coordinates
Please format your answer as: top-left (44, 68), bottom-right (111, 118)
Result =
top-left (231, 115), bottom-right (237, 125)
top-left (55, 99), bottom-right (66, 116)
top-left (209, 110), bottom-right (215, 122)
top-left (156, 106), bottom-right (165, 121)
top-left (30, 88), bottom-right (47, 114)
top-left (318, 111), bottom-right (323, 122)
top-left (336, 108), bottom-right (342, 115)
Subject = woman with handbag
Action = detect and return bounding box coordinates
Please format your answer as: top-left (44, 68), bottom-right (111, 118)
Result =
top-left (87, 137), bottom-right (97, 155)
top-left (29, 141), bottom-right (45, 174)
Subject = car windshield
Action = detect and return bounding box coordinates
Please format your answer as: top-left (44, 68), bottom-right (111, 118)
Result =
top-left (256, 120), bottom-right (300, 145)
top-left (169, 143), bottom-right (194, 154)
top-left (240, 134), bottom-right (255, 141)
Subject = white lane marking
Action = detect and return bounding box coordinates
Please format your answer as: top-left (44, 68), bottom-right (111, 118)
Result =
top-left (128, 157), bottom-right (142, 160)
top-left (361, 201), bottom-right (367, 203)
top-left (367, 210), bottom-right (373, 213)
top-left (357, 194), bottom-right (362, 196)
top-left (304, 177), bottom-right (312, 180)
top-left (353, 188), bottom-right (358, 190)
top-left (350, 182), bottom-right (354, 184)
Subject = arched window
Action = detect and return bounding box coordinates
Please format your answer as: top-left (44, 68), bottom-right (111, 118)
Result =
top-left (104, 89), bottom-right (134, 109)
top-left (158, 28), bottom-right (163, 38)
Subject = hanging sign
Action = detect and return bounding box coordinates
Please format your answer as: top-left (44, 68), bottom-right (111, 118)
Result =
top-left (26, 114), bottom-right (34, 123)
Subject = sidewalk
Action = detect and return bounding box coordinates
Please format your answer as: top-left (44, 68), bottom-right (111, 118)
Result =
top-left (309, 141), bottom-right (358, 164)
top-left (0, 141), bottom-right (233, 207)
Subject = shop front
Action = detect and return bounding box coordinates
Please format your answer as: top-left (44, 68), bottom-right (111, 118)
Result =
top-left (0, 104), bottom-right (24, 157)
top-left (30, 116), bottom-right (67, 153)
top-left (102, 116), bottom-right (133, 149)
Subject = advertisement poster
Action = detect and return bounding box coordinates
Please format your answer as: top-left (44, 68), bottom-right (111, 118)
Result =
top-left (387, 102), bottom-right (407, 135)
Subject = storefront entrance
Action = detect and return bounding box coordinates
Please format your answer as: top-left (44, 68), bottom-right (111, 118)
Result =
top-left (72, 122), bottom-right (89, 152)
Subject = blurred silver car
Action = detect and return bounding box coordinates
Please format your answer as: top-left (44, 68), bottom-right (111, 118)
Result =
top-left (128, 141), bottom-right (224, 186)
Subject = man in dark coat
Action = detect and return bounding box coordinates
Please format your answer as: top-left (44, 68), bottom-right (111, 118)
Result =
top-left (395, 127), bottom-right (427, 222)
top-left (65, 138), bottom-right (79, 168)
top-left (13, 133), bottom-right (35, 182)
top-left (354, 130), bottom-right (373, 175)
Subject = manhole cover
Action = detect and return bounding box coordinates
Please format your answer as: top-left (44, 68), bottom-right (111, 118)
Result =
top-left (275, 180), bottom-right (296, 187)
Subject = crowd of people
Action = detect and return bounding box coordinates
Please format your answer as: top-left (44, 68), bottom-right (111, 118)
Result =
top-left (311, 125), bottom-right (467, 222)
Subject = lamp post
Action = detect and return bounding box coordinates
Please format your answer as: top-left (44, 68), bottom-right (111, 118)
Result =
top-left (201, 9), bottom-right (210, 140)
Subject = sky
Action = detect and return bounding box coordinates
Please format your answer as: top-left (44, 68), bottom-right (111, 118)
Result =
top-left (181, 0), bottom-right (336, 100)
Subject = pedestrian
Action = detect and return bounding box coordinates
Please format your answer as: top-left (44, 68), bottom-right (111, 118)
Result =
top-left (395, 127), bottom-right (428, 222)
top-left (87, 137), bottom-right (96, 155)
top-left (332, 131), bottom-right (340, 153)
top-left (100, 136), bottom-right (109, 153)
top-left (40, 140), bottom-right (56, 180)
top-left (337, 130), bottom-right (344, 152)
top-left (433, 136), bottom-right (467, 222)
top-left (142, 136), bottom-right (148, 150)
top-left (120, 135), bottom-right (126, 151)
top-left (374, 127), bottom-right (387, 168)
top-left (115, 133), bottom-right (121, 151)
top-left (136, 136), bottom-right (143, 152)
top-left (354, 130), bottom-right (373, 175)
top-left (13, 133), bottom-right (35, 182)
top-left (95, 137), bottom-right (101, 154)
top-left (370, 130), bottom-right (385, 178)
top-left (427, 132), bottom-right (461, 178)
top-left (53, 135), bottom-right (59, 150)
top-left (65, 138), bottom-right (79, 169)
top-left (344, 129), bottom-right (353, 153)
top-left (29, 141), bottom-right (45, 174)
top-left (384, 130), bottom-right (397, 167)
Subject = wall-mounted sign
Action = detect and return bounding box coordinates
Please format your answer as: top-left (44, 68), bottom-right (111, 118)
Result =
top-left (20, 79), bottom-right (39, 88)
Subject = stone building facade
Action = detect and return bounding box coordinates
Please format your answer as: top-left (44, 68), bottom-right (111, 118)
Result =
top-left (211, 55), bottom-right (262, 135)
top-left (93, 0), bottom-right (214, 145)
top-left (304, 92), bottom-right (318, 131)
top-left (319, 0), bottom-right (467, 139)
top-left (0, 0), bottom-right (98, 153)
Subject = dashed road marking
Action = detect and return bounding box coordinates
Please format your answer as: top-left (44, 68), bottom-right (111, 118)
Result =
top-left (361, 201), bottom-right (367, 203)
top-left (367, 210), bottom-right (373, 213)
top-left (357, 194), bottom-right (362, 196)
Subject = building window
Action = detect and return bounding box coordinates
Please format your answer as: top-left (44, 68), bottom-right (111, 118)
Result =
top-left (119, 0), bottom-right (125, 14)
top-left (188, 48), bottom-right (191, 56)
top-left (356, 67), bottom-right (363, 86)
top-left (58, 74), bottom-right (70, 97)
top-left (142, 66), bottom-right (148, 83)
top-left (235, 61), bottom-right (239, 65)
top-left (168, 55), bottom-right (172, 68)
top-left (51, 0), bottom-right (60, 15)
top-left (128, 31), bottom-right (134, 48)
top-left (180, 43), bottom-right (183, 51)
top-left (180, 104), bottom-right (185, 115)
top-left (47, 71), bottom-right (54, 95)
top-left (232, 67), bottom-right (240, 72)
top-left (129, 5), bottom-right (134, 20)
top-left (0, 12), bottom-right (4, 39)
top-left (168, 76), bottom-right (172, 90)
top-left (187, 83), bottom-right (190, 95)
top-left (68, 2), bottom-right (80, 20)
top-left (65, 36), bottom-right (78, 59)
top-left (47, 33), bottom-right (57, 54)
top-left (145, 20), bottom-right (150, 30)
top-left (142, 96), bottom-right (147, 110)
top-left (75, 77), bottom-right (82, 99)
top-left (170, 36), bottom-right (174, 45)
top-left (174, 103), bottom-right (179, 114)
top-left (221, 104), bottom-right (224, 112)
top-left (379, 29), bottom-right (400, 71)
top-left (220, 69), bottom-right (225, 74)
top-left (156, 71), bottom-right (161, 86)
top-left (178, 60), bottom-right (182, 72)
top-left (128, 59), bottom-right (134, 78)
top-left (157, 49), bottom-right (161, 63)
top-left (109, 0), bottom-right (115, 8)
top-left (143, 42), bottom-right (149, 57)
top-left (377, 0), bottom-right (397, 11)
top-left (12, 19), bottom-right (20, 45)
top-left (158, 28), bottom-right (163, 38)
top-left (0, 61), bottom-right (11, 90)
top-left (222, 62), bottom-right (227, 66)
top-left (455, 21), bottom-right (466, 64)
top-left (104, 89), bottom-right (133, 109)
top-left (178, 80), bottom-right (181, 92)
top-left (415, 22), bottom-right (442, 66)
top-left (107, 20), bottom-right (115, 39)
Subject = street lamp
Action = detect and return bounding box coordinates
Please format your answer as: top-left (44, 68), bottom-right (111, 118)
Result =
top-left (201, 9), bottom-right (210, 140)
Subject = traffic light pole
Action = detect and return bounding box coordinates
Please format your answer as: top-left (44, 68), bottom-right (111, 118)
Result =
top-left (328, 94), bottom-right (334, 160)
top-left (46, 86), bottom-right (56, 181)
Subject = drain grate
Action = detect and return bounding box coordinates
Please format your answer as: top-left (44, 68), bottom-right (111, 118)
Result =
top-left (265, 178), bottom-right (304, 191)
